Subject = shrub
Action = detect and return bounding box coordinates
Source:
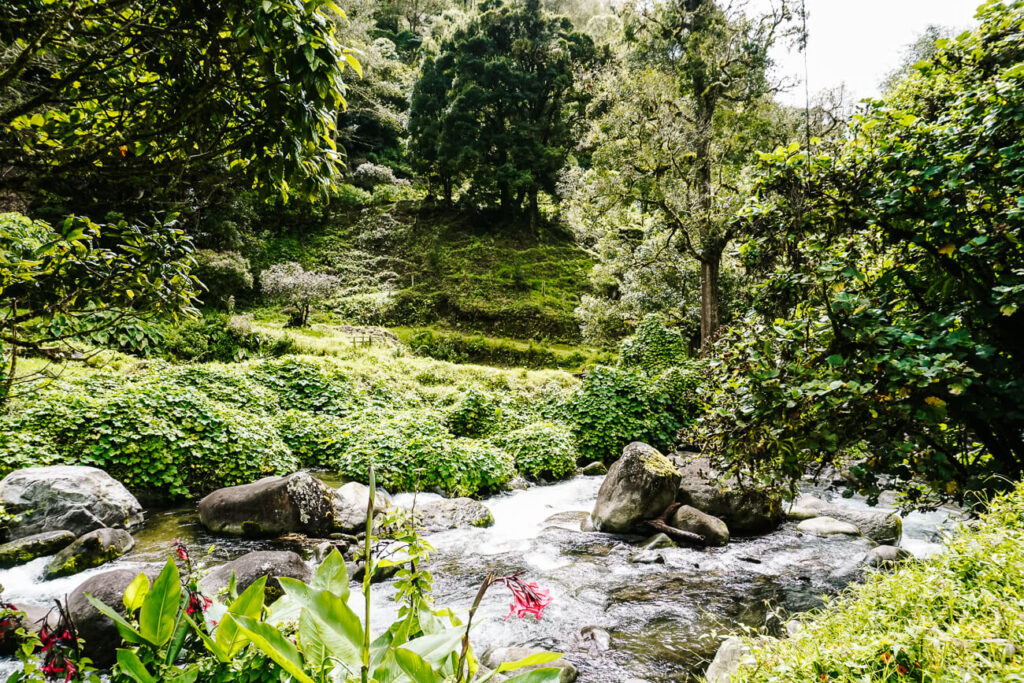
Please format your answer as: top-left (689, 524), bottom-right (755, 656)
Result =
top-left (571, 365), bottom-right (683, 462)
top-left (352, 162), bottom-right (398, 188)
top-left (1, 380), bottom-right (297, 499)
top-left (492, 421), bottom-right (578, 480)
top-left (276, 409), bottom-right (352, 470)
top-left (336, 410), bottom-right (514, 496)
top-left (742, 481), bottom-right (1024, 681)
top-left (193, 250), bottom-right (253, 307)
top-left (446, 388), bottom-right (500, 437)
top-left (251, 357), bottom-right (365, 416)
top-left (260, 262), bottom-right (342, 326)
top-left (618, 314), bottom-right (689, 373)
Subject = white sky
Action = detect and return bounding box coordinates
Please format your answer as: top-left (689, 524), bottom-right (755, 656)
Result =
top-left (748, 0), bottom-right (983, 106)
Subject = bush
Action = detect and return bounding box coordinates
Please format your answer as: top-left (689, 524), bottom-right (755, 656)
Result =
top-left (251, 357), bottom-right (365, 416)
top-left (193, 250), bottom-right (253, 307)
top-left (0, 380), bottom-right (297, 499)
top-left (742, 481), bottom-right (1024, 681)
top-left (571, 365), bottom-right (684, 462)
top-left (260, 262), bottom-right (342, 326)
top-left (336, 409), bottom-right (514, 496)
top-left (446, 388), bottom-right (500, 437)
top-left (492, 421), bottom-right (577, 480)
top-left (158, 313), bottom-right (281, 362)
top-left (618, 315), bottom-right (688, 373)
top-left (352, 162), bottom-right (399, 188)
top-left (276, 409), bottom-right (352, 470)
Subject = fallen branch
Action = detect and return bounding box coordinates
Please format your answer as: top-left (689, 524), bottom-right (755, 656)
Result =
top-left (645, 502), bottom-right (707, 547)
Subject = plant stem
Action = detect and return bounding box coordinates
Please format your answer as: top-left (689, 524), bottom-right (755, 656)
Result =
top-left (361, 464), bottom-right (375, 683)
top-left (456, 569), bottom-right (495, 683)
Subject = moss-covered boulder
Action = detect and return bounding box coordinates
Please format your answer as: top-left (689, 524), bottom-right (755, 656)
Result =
top-left (591, 442), bottom-right (680, 533)
top-left (0, 530), bottom-right (76, 568)
top-left (198, 471), bottom-right (336, 537)
top-left (43, 528), bottom-right (134, 579)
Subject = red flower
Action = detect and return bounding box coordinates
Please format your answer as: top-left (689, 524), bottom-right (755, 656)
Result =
top-left (186, 592), bottom-right (212, 616)
top-left (500, 576), bottom-right (552, 621)
top-left (118, 145), bottom-right (128, 158)
top-left (897, 664), bottom-right (909, 675)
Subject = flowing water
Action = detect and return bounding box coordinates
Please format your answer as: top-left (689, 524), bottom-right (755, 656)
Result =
top-left (0, 476), bottom-right (957, 681)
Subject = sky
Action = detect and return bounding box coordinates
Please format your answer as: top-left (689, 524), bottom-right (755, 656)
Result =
top-left (748, 0), bottom-right (983, 106)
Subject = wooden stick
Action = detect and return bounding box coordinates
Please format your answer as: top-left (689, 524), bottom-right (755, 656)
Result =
top-left (645, 502), bottom-right (707, 547)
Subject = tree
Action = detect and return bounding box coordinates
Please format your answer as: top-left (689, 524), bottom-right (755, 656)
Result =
top-left (696, 0), bottom-right (1024, 507)
top-left (586, 0), bottom-right (798, 351)
top-left (408, 0), bottom-right (600, 224)
top-left (0, 212), bottom-right (198, 407)
top-left (260, 262), bottom-right (342, 327)
top-left (0, 0), bottom-right (360, 216)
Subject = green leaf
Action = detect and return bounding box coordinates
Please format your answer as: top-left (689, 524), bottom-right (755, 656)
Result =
top-left (399, 625), bottom-right (467, 668)
top-left (503, 670), bottom-right (565, 683)
top-left (394, 648), bottom-right (443, 683)
top-left (233, 615), bottom-right (315, 683)
top-left (140, 558), bottom-right (181, 646)
top-left (116, 649), bottom-right (157, 683)
top-left (215, 575), bottom-right (267, 657)
top-left (495, 652), bottom-right (564, 673)
top-left (83, 594), bottom-right (149, 646)
top-left (310, 548), bottom-right (349, 598)
top-left (123, 573), bottom-right (151, 613)
top-left (277, 577), bottom-right (363, 669)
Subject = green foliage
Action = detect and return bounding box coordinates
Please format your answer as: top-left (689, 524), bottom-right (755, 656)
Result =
top-left (337, 410), bottom-right (515, 496)
top-left (158, 313), bottom-right (291, 363)
top-left (408, 0), bottom-right (600, 213)
top-left (697, 1), bottom-right (1024, 505)
top-left (194, 251), bottom-right (254, 308)
top-left (571, 365), bottom-right (686, 462)
top-left (618, 315), bottom-right (688, 373)
top-left (491, 421), bottom-right (578, 480)
top-left (742, 480), bottom-right (1024, 681)
top-left (446, 389), bottom-right (500, 438)
top-left (401, 327), bottom-right (612, 371)
top-left (252, 357), bottom-right (365, 415)
top-left (276, 409), bottom-right (352, 470)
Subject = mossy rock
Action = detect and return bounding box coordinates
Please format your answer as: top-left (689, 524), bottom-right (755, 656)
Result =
top-left (43, 528), bottom-right (134, 579)
top-left (0, 530), bottom-right (76, 569)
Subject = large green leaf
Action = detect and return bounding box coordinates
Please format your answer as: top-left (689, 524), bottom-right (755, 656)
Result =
top-left (297, 609), bottom-right (329, 676)
top-left (139, 558), bottom-right (181, 646)
top-left (278, 576), bottom-right (363, 670)
top-left (310, 548), bottom-right (349, 599)
top-left (394, 648), bottom-right (442, 683)
top-left (116, 649), bottom-right (157, 683)
top-left (503, 670), bottom-right (564, 683)
top-left (123, 573), bottom-right (151, 613)
top-left (233, 614), bottom-right (315, 683)
top-left (495, 652), bottom-right (563, 673)
top-left (398, 625), bottom-right (467, 669)
top-left (215, 575), bottom-right (267, 657)
top-left (83, 594), bottom-right (148, 646)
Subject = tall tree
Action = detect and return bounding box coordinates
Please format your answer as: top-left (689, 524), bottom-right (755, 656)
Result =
top-left (408, 0), bottom-right (600, 224)
top-left (608, 0), bottom-right (798, 350)
top-left (0, 0), bottom-right (360, 217)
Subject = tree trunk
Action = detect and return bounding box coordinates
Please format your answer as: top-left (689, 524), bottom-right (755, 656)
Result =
top-left (699, 250), bottom-right (721, 353)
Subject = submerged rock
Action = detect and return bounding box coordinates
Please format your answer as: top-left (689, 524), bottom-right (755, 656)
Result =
top-left (198, 471), bottom-right (336, 537)
top-left (797, 516), bottom-right (861, 537)
top-left (0, 530), bottom-right (76, 568)
top-left (408, 498), bottom-right (495, 533)
top-left (670, 505), bottom-right (730, 547)
top-left (640, 533), bottom-right (676, 551)
top-left (865, 545), bottom-right (914, 569)
top-left (0, 465), bottom-right (143, 540)
top-left (592, 442), bottom-right (680, 533)
top-left (332, 482), bottom-right (386, 534)
top-left (674, 454), bottom-right (784, 535)
top-left (580, 461), bottom-right (608, 476)
top-left (199, 550), bottom-right (311, 602)
top-left (43, 528), bottom-right (134, 579)
top-left (792, 495), bottom-right (902, 545)
top-left (68, 567), bottom-right (160, 667)
top-left (482, 647), bottom-right (578, 683)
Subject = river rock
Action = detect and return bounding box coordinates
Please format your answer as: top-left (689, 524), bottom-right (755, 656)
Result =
top-left (670, 505), bottom-right (729, 546)
top-left (674, 454), bottom-right (783, 535)
top-left (592, 442), bottom-right (680, 533)
top-left (865, 545), bottom-right (913, 568)
top-left (797, 516), bottom-right (860, 537)
top-left (43, 528), bottom-right (135, 579)
top-left (580, 515), bottom-right (596, 532)
top-left (580, 461), bottom-right (607, 476)
top-left (198, 471), bottom-right (336, 537)
top-left (705, 636), bottom-right (755, 683)
top-left (792, 495), bottom-right (902, 544)
top-left (198, 550), bottom-right (311, 602)
top-left (332, 482), bottom-right (389, 534)
top-left (408, 498), bottom-right (495, 533)
top-left (0, 466), bottom-right (143, 540)
top-left (482, 647), bottom-right (578, 683)
top-left (0, 530), bottom-right (76, 568)
top-left (641, 533), bottom-right (676, 550)
top-left (68, 567), bottom-right (160, 667)
top-left (574, 626), bottom-right (612, 654)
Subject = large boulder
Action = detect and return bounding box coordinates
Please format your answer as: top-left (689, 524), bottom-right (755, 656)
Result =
top-left (198, 472), bottom-right (336, 537)
top-left (674, 454), bottom-right (783, 535)
top-left (705, 637), bottom-right (755, 683)
top-left (0, 530), bottom-right (76, 568)
top-left (482, 647), bottom-right (578, 683)
top-left (591, 443), bottom-right (681, 533)
top-left (0, 466), bottom-right (143, 540)
top-left (198, 550), bottom-right (311, 602)
top-left (43, 528), bottom-right (135, 579)
top-left (790, 496), bottom-right (902, 545)
top-left (408, 498), bottom-right (495, 533)
top-left (68, 567), bottom-right (160, 667)
top-left (332, 482), bottom-right (387, 534)
top-left (670, 505), bottom-right (729, 546)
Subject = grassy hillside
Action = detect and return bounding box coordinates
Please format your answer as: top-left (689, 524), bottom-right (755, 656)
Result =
top-left (259, 200), bottom-right (594, 342)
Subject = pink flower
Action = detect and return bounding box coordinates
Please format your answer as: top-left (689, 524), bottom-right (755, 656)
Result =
top-left (501, 576), bottom-right (552, 621)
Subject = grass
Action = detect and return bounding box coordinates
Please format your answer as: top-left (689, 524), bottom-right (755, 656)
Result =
top-left (735, 485), bottom-right (1024, 681)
